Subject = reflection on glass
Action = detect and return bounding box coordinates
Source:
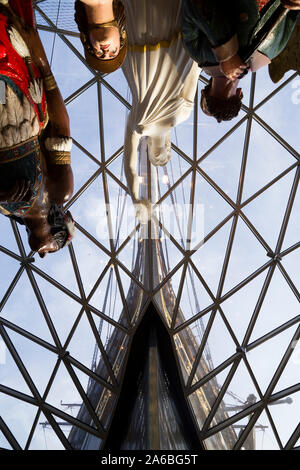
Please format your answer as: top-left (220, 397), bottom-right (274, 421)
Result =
top-left (122, 0), bottom-right (199, 222)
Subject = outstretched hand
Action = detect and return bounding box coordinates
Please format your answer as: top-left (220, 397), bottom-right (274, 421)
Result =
top-left (281, 0), bottom-right (300, 9)
top-left (220, 54), bottom-right (248, 81)
top-left (0, 179), bottom-right (31, 204)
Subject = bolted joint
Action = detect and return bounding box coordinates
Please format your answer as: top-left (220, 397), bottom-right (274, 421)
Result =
top-left (58, 350), bottom-right (70, 360)
top-left (20, 257), bottom-right (35, 267)
top-left (267, 252), bottom-right (282, 262)
top-left (236, 346), bottom-right (247, 355)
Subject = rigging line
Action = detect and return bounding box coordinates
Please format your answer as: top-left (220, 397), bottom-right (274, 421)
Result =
top-left (162, 158), bottom-right (185, 249)
top-left (177, 136), bottom-right (190, 247)
top-left (186, 264), bottom-right (214, 372)
top-left (261, 427), bottom-right (266, 450)
top-left (105, 268), bottom-right (115, 347)
top-left (113, 148), bottom-right (127, 252)
top-left (42, 425), bottom-right (48, 450)
top-left (110, 269), bottom-right (119, 336)
top-left (157, 169), bottom-right (171, 274)
top-left (226, 390), bottom-right (247, 405)
top-left (123, 85), bottom-right (139, 271)
top-left (114, 179), bottom-right (125, 252)
top-left (175, 116), bottom-right (213, 366)
top-left (173, 127), bottom-right (191, 233)
top-left (89, 266), bottom-right (114, 378)
top-left (156, 169), bottom-right (171, 274)
top-left (167, 129), bottom-right (189, 249)
top-left (49, 0), bottom-right (61, 68)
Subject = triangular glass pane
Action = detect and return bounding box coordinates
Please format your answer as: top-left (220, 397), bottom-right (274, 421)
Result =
top-left (106, 153), bottom-right (125, 185)
top-left (254, 65), bottom-right (295, 106)
top-left (11, 220), bottom-right (31, 255)
top-left (242, 169), bottom-right (296, 251)
top-left (28, 411), bottom-right (65, 450)
top-left (153, 236), bottom-right (185, 290)
top-left (210, 360), bottom-right (259, 429)
top-left (33, 244), bottom-right (80, 296)
top-left (281, 182), bottom-right (300, 252)
top-left (71, 229), bottom-right (111, 297)
top-left (1, 271), bottom-right (55, 344)
top-left (106, 173), bottom-right (137, 246)
top-left (104, 68), bottom-right (131, 103)
top-left (0, 333), bottom-right (33, 396)
top-left (272, 336), bottom-right (300, 394)
top-left (159, 172), bottom-right (193, 248)
top-left (242, 121), bottom-right (296, 202)
top-left (154, 265), bottom-right (185, 327)
top-left (102, 87), bottom-right (127, 159)
top-left (52, 414), bottom-right (102, 450)
top-left (188, 365), bottom-right (232, 430)
top-left (255, 75), bottom-right (300, 152)
top-left (0, 430), bottom-right (12, 450)
top-left (0, 215), bottom-right (20, 253)
top-left (35, 10), bottom-right (51, 28)
top-left (199, 121), bottom-right (247, 202)
top-left (247, 409), bottom-right (280, 450)
top-left (175, 265), bottom-right (213, 327)
top-left (268, 391), bottom-right (300, 448)
top-left (238, 68), bottom-right (252, 108)
top-left (117, 266), bottom-right (146, 323)
top-left (191, 219), bottom-right (231, 296)
top-left (65, 366), bottom-right (117, 434)
top-left (67, 83), bottom-right (100, 158)
top-left (76, 372), bottom-right (117, 433)
top-left (35, 275), bottom-right (82, 346)
top-left (222, 216), bottom-right (267, 294)
top-left (203, 417), bottom-right (244, 450)
top-left (70, 174), bottom-right (111, 250)
top-left (171, 106), bottom-right (195, 158)
top-left (90, 312), bottom-right (130, 369)
top-left (71, 145), bottom-right (101, 196)
top-left (117, 233), bottom-right (145, 285)
top-left (173, 311), bottom-right (212, 385)
top-left (7, 329), bottom-right (57, 396)
top-left (0, 394), bottom-right (37, 449)
top-left (281, 249), bottom-right (299, 293)
top-left (156, 150), bottom-right (192, 201)
top-left (89, 267), bottom-right (128, 327)
top-left (249, 267), bottom-right (300, 343)
top-left (191, 172), bottom-right (233, 249)
top-left (36, 0), bottom-right (60, 24)
top-left (45, 362), bottom-right (97, 429)
top-left (37, 0), bottom-right (81, 36)
top-left (40, 32), bottom-right (93, 99)
top-left (199, 313), bottom-right (236, 369)
top-left (51, 413), bottom-right (73, 440)
top-left (0, 253), bottom-right (20, 303)
top-left (67, 311), bottom-right (108, 378)
top-left (55, 0), bottom-right (79, 33)
top-left (246, 323), bottom-right (299, 394)
top-left (221, 271), bottom-right (267, 345)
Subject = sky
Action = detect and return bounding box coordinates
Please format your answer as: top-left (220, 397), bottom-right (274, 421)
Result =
top-left (0, 0), bottom-right (299, 451)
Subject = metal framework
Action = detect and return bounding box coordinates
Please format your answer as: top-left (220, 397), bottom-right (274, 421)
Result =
top-left (0, 0), bottom-right (299, 450)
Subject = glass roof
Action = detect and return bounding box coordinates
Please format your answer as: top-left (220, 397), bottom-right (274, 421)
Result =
top-left (0, 0), bottom-right (299, 451)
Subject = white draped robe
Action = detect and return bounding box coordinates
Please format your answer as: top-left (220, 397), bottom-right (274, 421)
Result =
top-left (122, 0), bottom-right (200, 222)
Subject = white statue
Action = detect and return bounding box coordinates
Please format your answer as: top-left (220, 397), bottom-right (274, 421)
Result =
top-left (122, 0), bottom-right (200, 223)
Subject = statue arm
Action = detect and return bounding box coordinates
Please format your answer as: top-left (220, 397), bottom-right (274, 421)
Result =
top-left (124, 126), bottom-right (140, 204)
